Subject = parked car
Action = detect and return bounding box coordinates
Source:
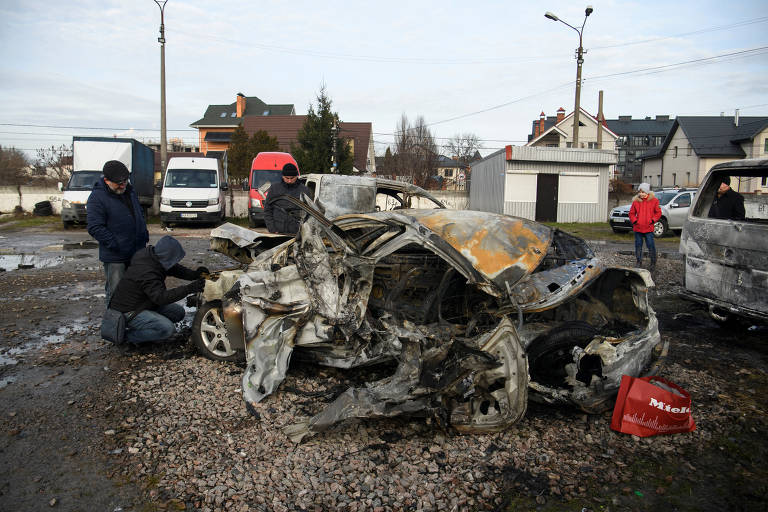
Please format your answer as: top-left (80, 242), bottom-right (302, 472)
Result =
top-left (609, 187), bottom-right (697, 237)
top-left (680, 158), bottom-right (768, 325)
top-left (194, 196), bottom-right (666, 441)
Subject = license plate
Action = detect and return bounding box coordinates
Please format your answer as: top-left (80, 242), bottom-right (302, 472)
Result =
top-left (181, 213), bottom-right (198, 218)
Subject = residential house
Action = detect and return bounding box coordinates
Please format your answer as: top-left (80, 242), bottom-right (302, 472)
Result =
top-left (605, 115), bottom-right (674, 183)
top-left (470, 145), bottom-right (616, 223)
top-left (190, 93), bottom-right (296, 154)
top-left (190, 93), bottom-right (375, 173)
top-left (639, 114), bottom-right (768, 191)
top-left (528, 109), bottom-right (671, 184)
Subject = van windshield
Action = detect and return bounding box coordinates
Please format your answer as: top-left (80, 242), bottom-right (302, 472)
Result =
top-left (251, 170), bottom-right (283, 189)
top-left (165, 169), bottom-right (217, 188)
top-left (67, 171), bottom-right (103, 191)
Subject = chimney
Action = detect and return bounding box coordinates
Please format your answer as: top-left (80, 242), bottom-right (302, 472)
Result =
top-left (597, 91), bottom-right (604, 149)
top-left (734, 109), bottom-right (740, 127)
top-left (556, 107), bottom-right (565, 123)
top-left (535, 111), bottom-right (545, 137)
top-left (236, 93), bottom-right (246, 118)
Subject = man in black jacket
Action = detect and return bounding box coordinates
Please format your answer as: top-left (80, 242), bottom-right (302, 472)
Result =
top-left (109, 236), bottom-right (206, 344)
top-left (708, 176), bottom-right (746, 220)
top-left (264, 163), bottom-right (311, 234)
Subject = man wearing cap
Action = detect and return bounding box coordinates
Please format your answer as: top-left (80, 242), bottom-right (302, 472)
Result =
top-left (87, 160), bottom-right (149, 304)
top-left (109, 235), bottom-right (206, 343)
top-left (629, 183), bottom-right (662, 270)
top-left (708, 176), bottom-right (745, 220)
top-left (264, 162), bottom-right (311, 234)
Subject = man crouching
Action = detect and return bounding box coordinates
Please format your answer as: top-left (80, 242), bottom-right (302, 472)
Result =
top-left (109, 235), bottom-right (206, 344)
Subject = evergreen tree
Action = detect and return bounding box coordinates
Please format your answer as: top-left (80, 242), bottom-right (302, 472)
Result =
top-left (249, 130), bottom-right (280, 157)
top-left (292, 86), bottom-right (354, 174)
top-left (227, 125), bottom-right (251, 181)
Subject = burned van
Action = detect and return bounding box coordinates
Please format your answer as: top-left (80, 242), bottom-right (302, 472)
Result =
top-left (680, 158), bottom-right (768, 324)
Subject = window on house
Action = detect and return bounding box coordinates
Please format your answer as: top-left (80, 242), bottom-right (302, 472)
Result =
top-left (653, 136), bottom-right (664, 146)
top-left (588, 142), bottom-right (597, 149)
top-left (230, 112), bottom-right (237, 117)
top-left (686, 172), bottom-right (691, 185)
top-left (263, 110), bottom-right (270, 115)
top-left (546, 143), bottom-right (558, 147)
top-left (764, 138), bottom-right (768, 154)
top-left (687, 144), bottom-right (692, 156)
top-left (674, 146), bottom-right (678, 158)
top-left (632, 136), bottom-right (645, 146)
top-left (672, 173), bottom-right (676, 185)
top-left (566, 142), bottom-right (573, 148)
top-left (444, 169), bottom-right (453, 177)
top-left (219, 112), bottom-right (227, 117)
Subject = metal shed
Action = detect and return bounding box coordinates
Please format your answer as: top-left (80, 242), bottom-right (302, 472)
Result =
top-left (470, 145), bottom-right (616, 223)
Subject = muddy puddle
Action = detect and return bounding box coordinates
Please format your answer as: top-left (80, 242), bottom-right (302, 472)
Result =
top-left (0, 318), bottom-right (92, 369)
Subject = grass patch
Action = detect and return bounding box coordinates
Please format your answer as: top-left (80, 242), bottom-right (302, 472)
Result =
top-left (543, 221), bottom-right (681, 244)
top-left (0, 213), bottom-right (60, 229)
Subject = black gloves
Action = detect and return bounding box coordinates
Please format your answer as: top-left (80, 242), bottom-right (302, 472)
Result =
top-left (196, 266), bottom-right (210, 278)
top-left (187, 279), bottom-right (205, 294)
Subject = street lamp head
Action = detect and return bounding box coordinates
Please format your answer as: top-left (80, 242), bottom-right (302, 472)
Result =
top-left (585, 5), bottom-right (593, 16)
top-left (544, 11), bottom-right (559, 21)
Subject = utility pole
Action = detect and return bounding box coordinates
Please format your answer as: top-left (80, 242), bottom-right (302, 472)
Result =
top-left (154, 1), bottom-right (168, 185)
top-left (545, 6), bottom-right (593, 148)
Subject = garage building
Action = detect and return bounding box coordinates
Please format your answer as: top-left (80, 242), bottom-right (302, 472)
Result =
top-left (470, 145), bottom-right (617, 223)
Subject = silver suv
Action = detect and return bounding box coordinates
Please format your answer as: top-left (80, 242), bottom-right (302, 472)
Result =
top-left (609, 188), bottom-right (697, 237)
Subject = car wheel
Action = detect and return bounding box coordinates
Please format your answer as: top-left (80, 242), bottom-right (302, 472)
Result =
top-left (192, 300), bottom-right (241, 361)
top-left (527, 321), bottom-right (598, 388)
top-left (62, 221), bottom-right (73, 230)
top-left (653, 218), bottom-right (668, 238)
top-left (611, 226), bottom-right (622, 233)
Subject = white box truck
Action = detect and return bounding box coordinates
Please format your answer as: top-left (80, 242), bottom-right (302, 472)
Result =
top-left (159, 156), bottom-right (228, 227)
top-left (60, 137), bottom-right (155, 228)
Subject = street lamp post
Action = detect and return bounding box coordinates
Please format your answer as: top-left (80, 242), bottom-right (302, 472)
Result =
top-left (154, 0), bottom-right (168, 184)
top-left (545, 6), bottom-right (593, 148)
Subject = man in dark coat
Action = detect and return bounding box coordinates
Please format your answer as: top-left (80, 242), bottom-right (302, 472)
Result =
top-left (264, 163), bottom-right (311, 234)
top-left (87, 160), bottom-right (149, 304)
top-left (109, 236), bottom-right (206, 344)
top-left (708, 176), bottom-right (746, 220)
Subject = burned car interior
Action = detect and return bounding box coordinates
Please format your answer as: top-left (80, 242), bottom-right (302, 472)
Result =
top-left (200, 199), bottom-right (666, 442)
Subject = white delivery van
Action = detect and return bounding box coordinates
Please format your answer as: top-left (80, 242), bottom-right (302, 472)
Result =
top-left (159, 157), bottom-right (228, 227)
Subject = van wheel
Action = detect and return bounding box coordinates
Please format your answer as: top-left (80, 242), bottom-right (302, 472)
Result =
top-left (192, 301), bottom-right (242, 361)
top-left (653, 218), bottom-right (668, 238)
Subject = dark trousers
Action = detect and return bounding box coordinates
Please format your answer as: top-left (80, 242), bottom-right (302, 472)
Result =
top-left (634, 232), bottom-right (656, 263)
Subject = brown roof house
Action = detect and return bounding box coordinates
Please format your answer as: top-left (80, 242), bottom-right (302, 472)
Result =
top-left (190, 93), bottom-right (375, 173)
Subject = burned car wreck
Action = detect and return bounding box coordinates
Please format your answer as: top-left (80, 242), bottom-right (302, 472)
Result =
top-left (205, 203), bottom-right (666, 442)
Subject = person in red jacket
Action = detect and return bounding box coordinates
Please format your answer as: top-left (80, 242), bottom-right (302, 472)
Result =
top-left (628, 182), bottom-right (662, 270)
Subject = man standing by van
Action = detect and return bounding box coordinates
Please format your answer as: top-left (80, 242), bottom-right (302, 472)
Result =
top-left (87, 160), bottom-right (149, 305)
top-left (708, 176), bottom-right (745, 220)
top-left (264, 163), bottom-right (310, 234)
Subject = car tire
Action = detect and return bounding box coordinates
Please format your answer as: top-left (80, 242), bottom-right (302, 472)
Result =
top-left (192, 300), bottom-right (242, 362)
top-left (611, 226), bottom-right (622, 233)
top-left (527, 321), bottom-right (598, 388)
top-left (62, 221), bottom-right (73, 230)
top-left (653, 218), bottom-right (668, 238)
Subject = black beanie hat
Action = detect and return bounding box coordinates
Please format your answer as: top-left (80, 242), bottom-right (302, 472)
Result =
top-left (720, 176), bottom-right (731, 186)
top-left (103, 160), bottom-right (130, 182)
top-left (282, 163), bottom-right (299, 176)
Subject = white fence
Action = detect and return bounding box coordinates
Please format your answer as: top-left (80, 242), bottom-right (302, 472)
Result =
top-left (1, 187), bottom-right (470, 217)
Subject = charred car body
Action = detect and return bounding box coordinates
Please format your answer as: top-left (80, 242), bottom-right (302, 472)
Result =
top-left (196, 197), bottom-right (665, 441)
top-left (680, 158), bottom-right (768, 324)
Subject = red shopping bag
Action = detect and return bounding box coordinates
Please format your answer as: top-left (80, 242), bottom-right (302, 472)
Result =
top-left (610, 375), bottom-right (696, 437)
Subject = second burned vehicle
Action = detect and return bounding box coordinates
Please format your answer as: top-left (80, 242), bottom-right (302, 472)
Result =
top-left (193, 181), bottom-right (666, 441)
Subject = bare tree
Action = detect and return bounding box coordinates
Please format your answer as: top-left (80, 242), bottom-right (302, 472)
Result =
top-left (392, 114), bottom-right (439, 188)
top-left (444, 132), bottom-right (482, 168)
top-left (33, 144), bottom-right (73, 184)
top-left (0, 145), bottom-right (30, 186)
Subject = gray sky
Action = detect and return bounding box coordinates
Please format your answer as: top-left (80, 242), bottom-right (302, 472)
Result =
top-left (1, 0), bottom-right (767, 159)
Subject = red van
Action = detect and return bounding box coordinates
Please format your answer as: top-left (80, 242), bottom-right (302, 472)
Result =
top-left (248, 152), bottom-right (299, 227)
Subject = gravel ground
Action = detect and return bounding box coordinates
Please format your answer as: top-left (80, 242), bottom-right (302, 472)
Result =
top-left (1, 231), bottom-right (767, 511)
